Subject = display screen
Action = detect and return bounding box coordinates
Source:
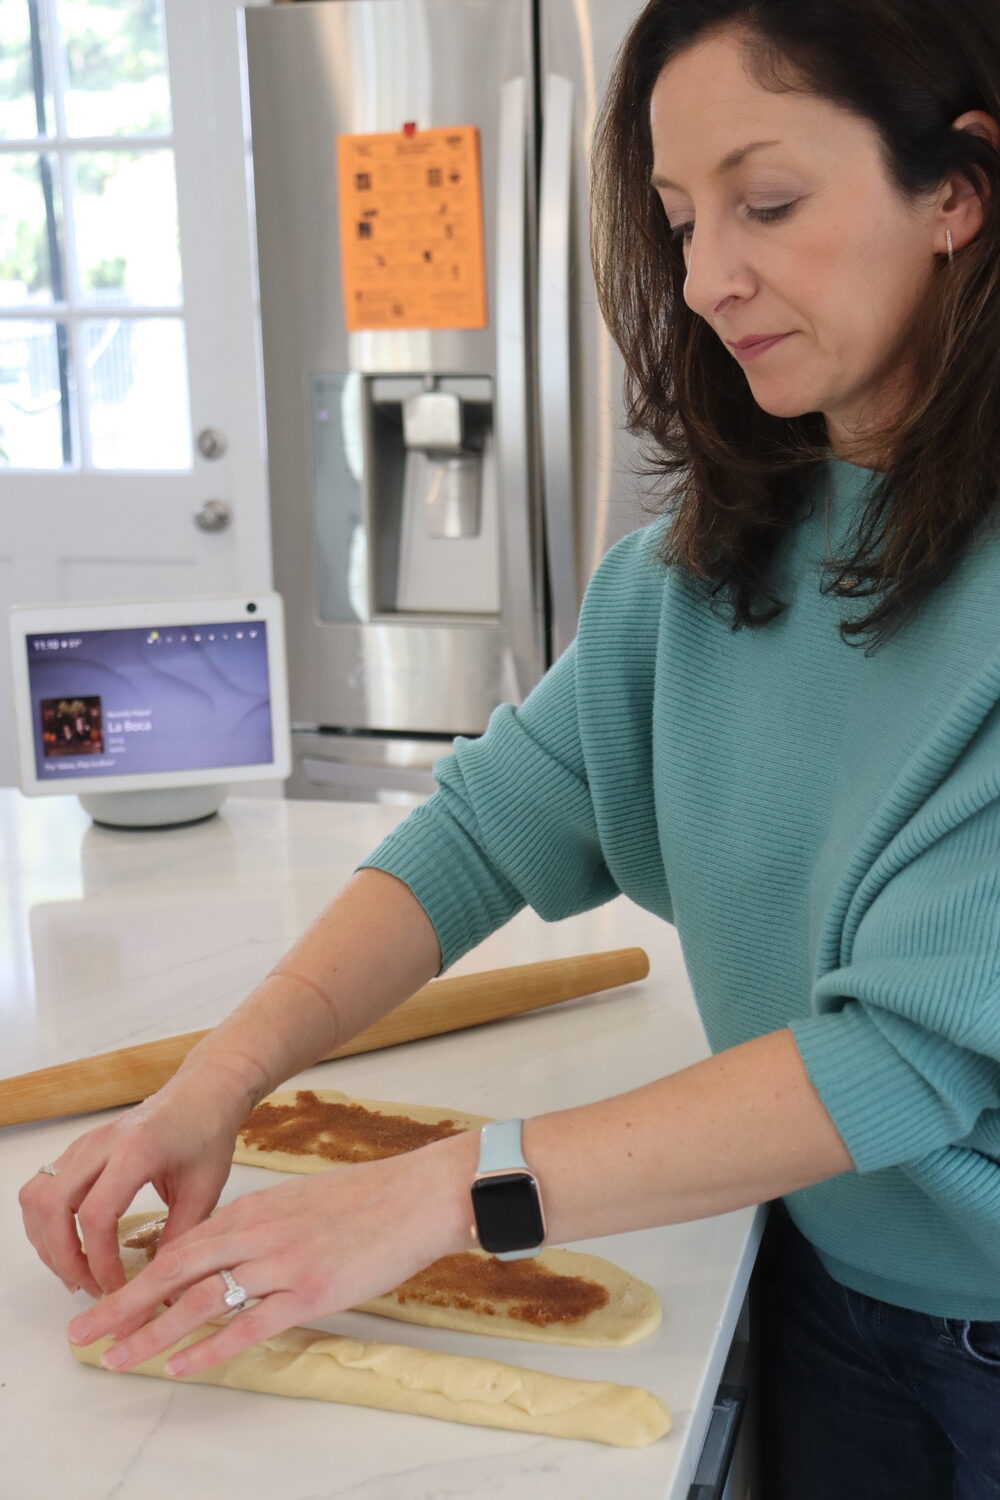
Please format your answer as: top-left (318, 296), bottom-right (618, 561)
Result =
top-left (471, 1172), bottom-right (545, 1256)
top-left (25, 622), bottom-right (273, 781)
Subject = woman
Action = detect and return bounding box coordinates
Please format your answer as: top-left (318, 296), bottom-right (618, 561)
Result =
top-left (21, 1), bottom-right (1000, 1492)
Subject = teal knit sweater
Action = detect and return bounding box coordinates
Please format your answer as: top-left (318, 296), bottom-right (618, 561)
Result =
top-left (361, 457), bottom-right (1000, 1319)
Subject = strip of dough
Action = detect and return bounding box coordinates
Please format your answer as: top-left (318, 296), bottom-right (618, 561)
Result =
top-left (71, 1218), bottom-right (671, 1448)
top-left (118, 1210), bottom-right (661, 1348)
top-left (230, 1088), bottom-right (663, 1347)
top-left (232, 1088), bottom-right (491, 1175)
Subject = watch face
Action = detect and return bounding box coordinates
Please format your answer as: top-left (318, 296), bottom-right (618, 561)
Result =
top-left (471, 1172), bottom-right (545, 1255)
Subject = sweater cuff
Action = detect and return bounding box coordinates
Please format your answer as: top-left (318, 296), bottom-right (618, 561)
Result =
top-left (357, 794), bottom-right (525, 972)
top-left (789, 1003), bottom-right (995, 1174)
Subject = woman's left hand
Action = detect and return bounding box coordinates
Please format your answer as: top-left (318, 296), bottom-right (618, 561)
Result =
top-left (65, 1132), bottom-right (476, 1379)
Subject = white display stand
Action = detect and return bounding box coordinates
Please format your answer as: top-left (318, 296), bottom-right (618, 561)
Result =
top-left (78, 785), bottom-right (227, 829)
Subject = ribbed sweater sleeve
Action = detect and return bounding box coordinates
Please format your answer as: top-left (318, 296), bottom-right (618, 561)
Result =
top-left (358, 637), bottom-right (619, 971)
top-left (791, 788), bottom-right (1000, 1176)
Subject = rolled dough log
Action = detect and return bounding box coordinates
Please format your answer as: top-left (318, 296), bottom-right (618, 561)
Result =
top-left (70, 1215), bottom-right (672, 1448)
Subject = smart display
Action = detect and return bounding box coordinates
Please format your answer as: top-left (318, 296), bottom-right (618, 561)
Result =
top-left (9, 594), bottom-right (291, 806)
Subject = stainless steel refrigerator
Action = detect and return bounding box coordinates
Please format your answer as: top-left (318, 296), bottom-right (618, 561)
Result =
top-left (241, 0), bottom-right (652, 801)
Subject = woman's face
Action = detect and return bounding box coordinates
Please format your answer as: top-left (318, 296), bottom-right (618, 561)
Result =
top-left (649, 29), bottom-right (969, 462)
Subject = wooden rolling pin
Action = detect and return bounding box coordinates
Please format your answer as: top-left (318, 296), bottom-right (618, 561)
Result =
top-left (0, 947), bottom-right (648, 1128)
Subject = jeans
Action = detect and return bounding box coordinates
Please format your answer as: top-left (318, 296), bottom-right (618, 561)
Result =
top-left (758, 1201), bottom-right (1000, 1499)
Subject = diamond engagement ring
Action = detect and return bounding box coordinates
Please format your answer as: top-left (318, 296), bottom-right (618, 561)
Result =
top-left (36, 1164), bottom-right (59, 1176)
top-left (219, 1268), bottom-right (249, 1313)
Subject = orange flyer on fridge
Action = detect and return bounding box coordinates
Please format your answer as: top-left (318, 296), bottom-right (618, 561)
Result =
top-left (336, 124), bottom-right (488, 332)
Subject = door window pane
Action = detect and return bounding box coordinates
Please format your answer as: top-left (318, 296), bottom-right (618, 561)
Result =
top-left (57, 0), bottom-right (171, 138)
top-left (74, 151), bottom-right (181, 305)
top-left (0, 4), bottom-right (193, 474)
top-left (83, 317), bottom-right (190, 469)
top-left (0, 320), bottom-right (70, 469)
top-left (0, 153), bottom-right (64, 305)
top-left (0, 0), bottom-right (52, 139)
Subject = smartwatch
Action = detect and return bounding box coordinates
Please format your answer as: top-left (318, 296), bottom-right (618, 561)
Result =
top-left (470, 1118), bottom-right (546, 1261)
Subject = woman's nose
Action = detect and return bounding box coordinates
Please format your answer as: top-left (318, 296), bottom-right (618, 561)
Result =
top-left (681, 224), bottom-right (755, 322)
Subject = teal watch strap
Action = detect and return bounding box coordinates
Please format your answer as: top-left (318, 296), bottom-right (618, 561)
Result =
top-left (476, 1118), bottom-right (529, 1174)
top-left (473, 1118), bottom-right (544, 1261)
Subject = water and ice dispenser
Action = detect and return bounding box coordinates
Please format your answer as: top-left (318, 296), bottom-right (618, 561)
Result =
top-left (401, 382), bottom-right (482, 541)
top-left (312, 372), bottom-right (500, 626)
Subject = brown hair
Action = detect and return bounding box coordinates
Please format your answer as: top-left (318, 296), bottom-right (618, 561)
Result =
top-left (591, 0), bottom-right (1000, 651)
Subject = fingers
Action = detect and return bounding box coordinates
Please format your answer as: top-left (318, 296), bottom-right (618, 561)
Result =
top-left (69, 1222), bottom-right (237, 1348)
top-left (164, 1291), bottom-right (302, 1378)
top-left (42, 1201), bottom-right (104, 1300)
top-left (98, 1264), bottom-right (259, 1367)
top-left (155, 1184), bottom-right (223, 1308)
top-left (155, 1168), bottom-right (229, 1252)
top-left (73, 1197), bottom-right (253, 1349)
top-left (19, 1123), bottom-right (143, 1296)
top-left (20, 1158), bottom-right (104, 1299)
top-left (75, 1171), bottom-right (148, 1295)
top-left (18, 1177), bottom-right (66, 1286)
top-left (21, 1098), bottom-right (242, 1305)
top-left (97, 1274), bottom-right (302, 1382)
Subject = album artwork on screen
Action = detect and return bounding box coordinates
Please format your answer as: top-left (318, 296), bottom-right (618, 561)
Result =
top-left (40, 695), bottom-right (105, 758)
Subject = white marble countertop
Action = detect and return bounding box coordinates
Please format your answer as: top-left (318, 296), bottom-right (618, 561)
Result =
top-left (0, 789), bottom-right (763, 1500)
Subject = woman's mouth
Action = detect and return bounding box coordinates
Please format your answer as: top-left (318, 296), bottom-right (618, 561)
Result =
top-left (728, 334), bottom-right (793, 362)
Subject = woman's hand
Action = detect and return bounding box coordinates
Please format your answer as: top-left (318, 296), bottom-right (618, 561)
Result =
top-left (65, 1132), bottom-right (477, 1379)
top-left (19, 1073), bottom-right (249, 1300)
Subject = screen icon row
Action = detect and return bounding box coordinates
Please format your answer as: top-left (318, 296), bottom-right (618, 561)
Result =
top-left (145, 629), bottom-right (259, 645)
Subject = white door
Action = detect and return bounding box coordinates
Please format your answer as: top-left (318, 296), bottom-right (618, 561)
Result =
top-left (0, 0), bottom-right (272, 785)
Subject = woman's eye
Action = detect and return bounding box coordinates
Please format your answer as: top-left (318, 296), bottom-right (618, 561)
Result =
top-left (668, 201), bottom-right (797, 247)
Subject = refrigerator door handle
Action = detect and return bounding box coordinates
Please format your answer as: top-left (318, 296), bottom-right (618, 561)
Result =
top-left (496, 74), bottom-right (541, 702)
top-left (538, 72), bottom-right (578, 661)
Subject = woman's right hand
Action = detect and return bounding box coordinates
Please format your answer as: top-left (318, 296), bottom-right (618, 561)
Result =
top-left (19, 1073), bottom-right (244, 1300)
top-left (19, 871), bottom-right (443, 1304)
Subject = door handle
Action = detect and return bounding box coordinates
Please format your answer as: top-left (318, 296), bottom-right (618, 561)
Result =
top-left (194, 498), bottom-right (232, 532)
top-left (496, 74), bottom-right (542, 701)
top-left (539, 73), bottom-right (577, 661)
top-left (688, 1384), bottom-right (747, 1499)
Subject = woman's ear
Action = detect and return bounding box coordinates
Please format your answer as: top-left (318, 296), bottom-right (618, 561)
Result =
top-left (937, 110), bottom-right (1000, 252)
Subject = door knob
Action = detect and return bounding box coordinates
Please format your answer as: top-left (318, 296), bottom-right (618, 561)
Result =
top-left (197, 427), bottom-right (228, 459)
top-left (194, 499), bottom-right (232, 533)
